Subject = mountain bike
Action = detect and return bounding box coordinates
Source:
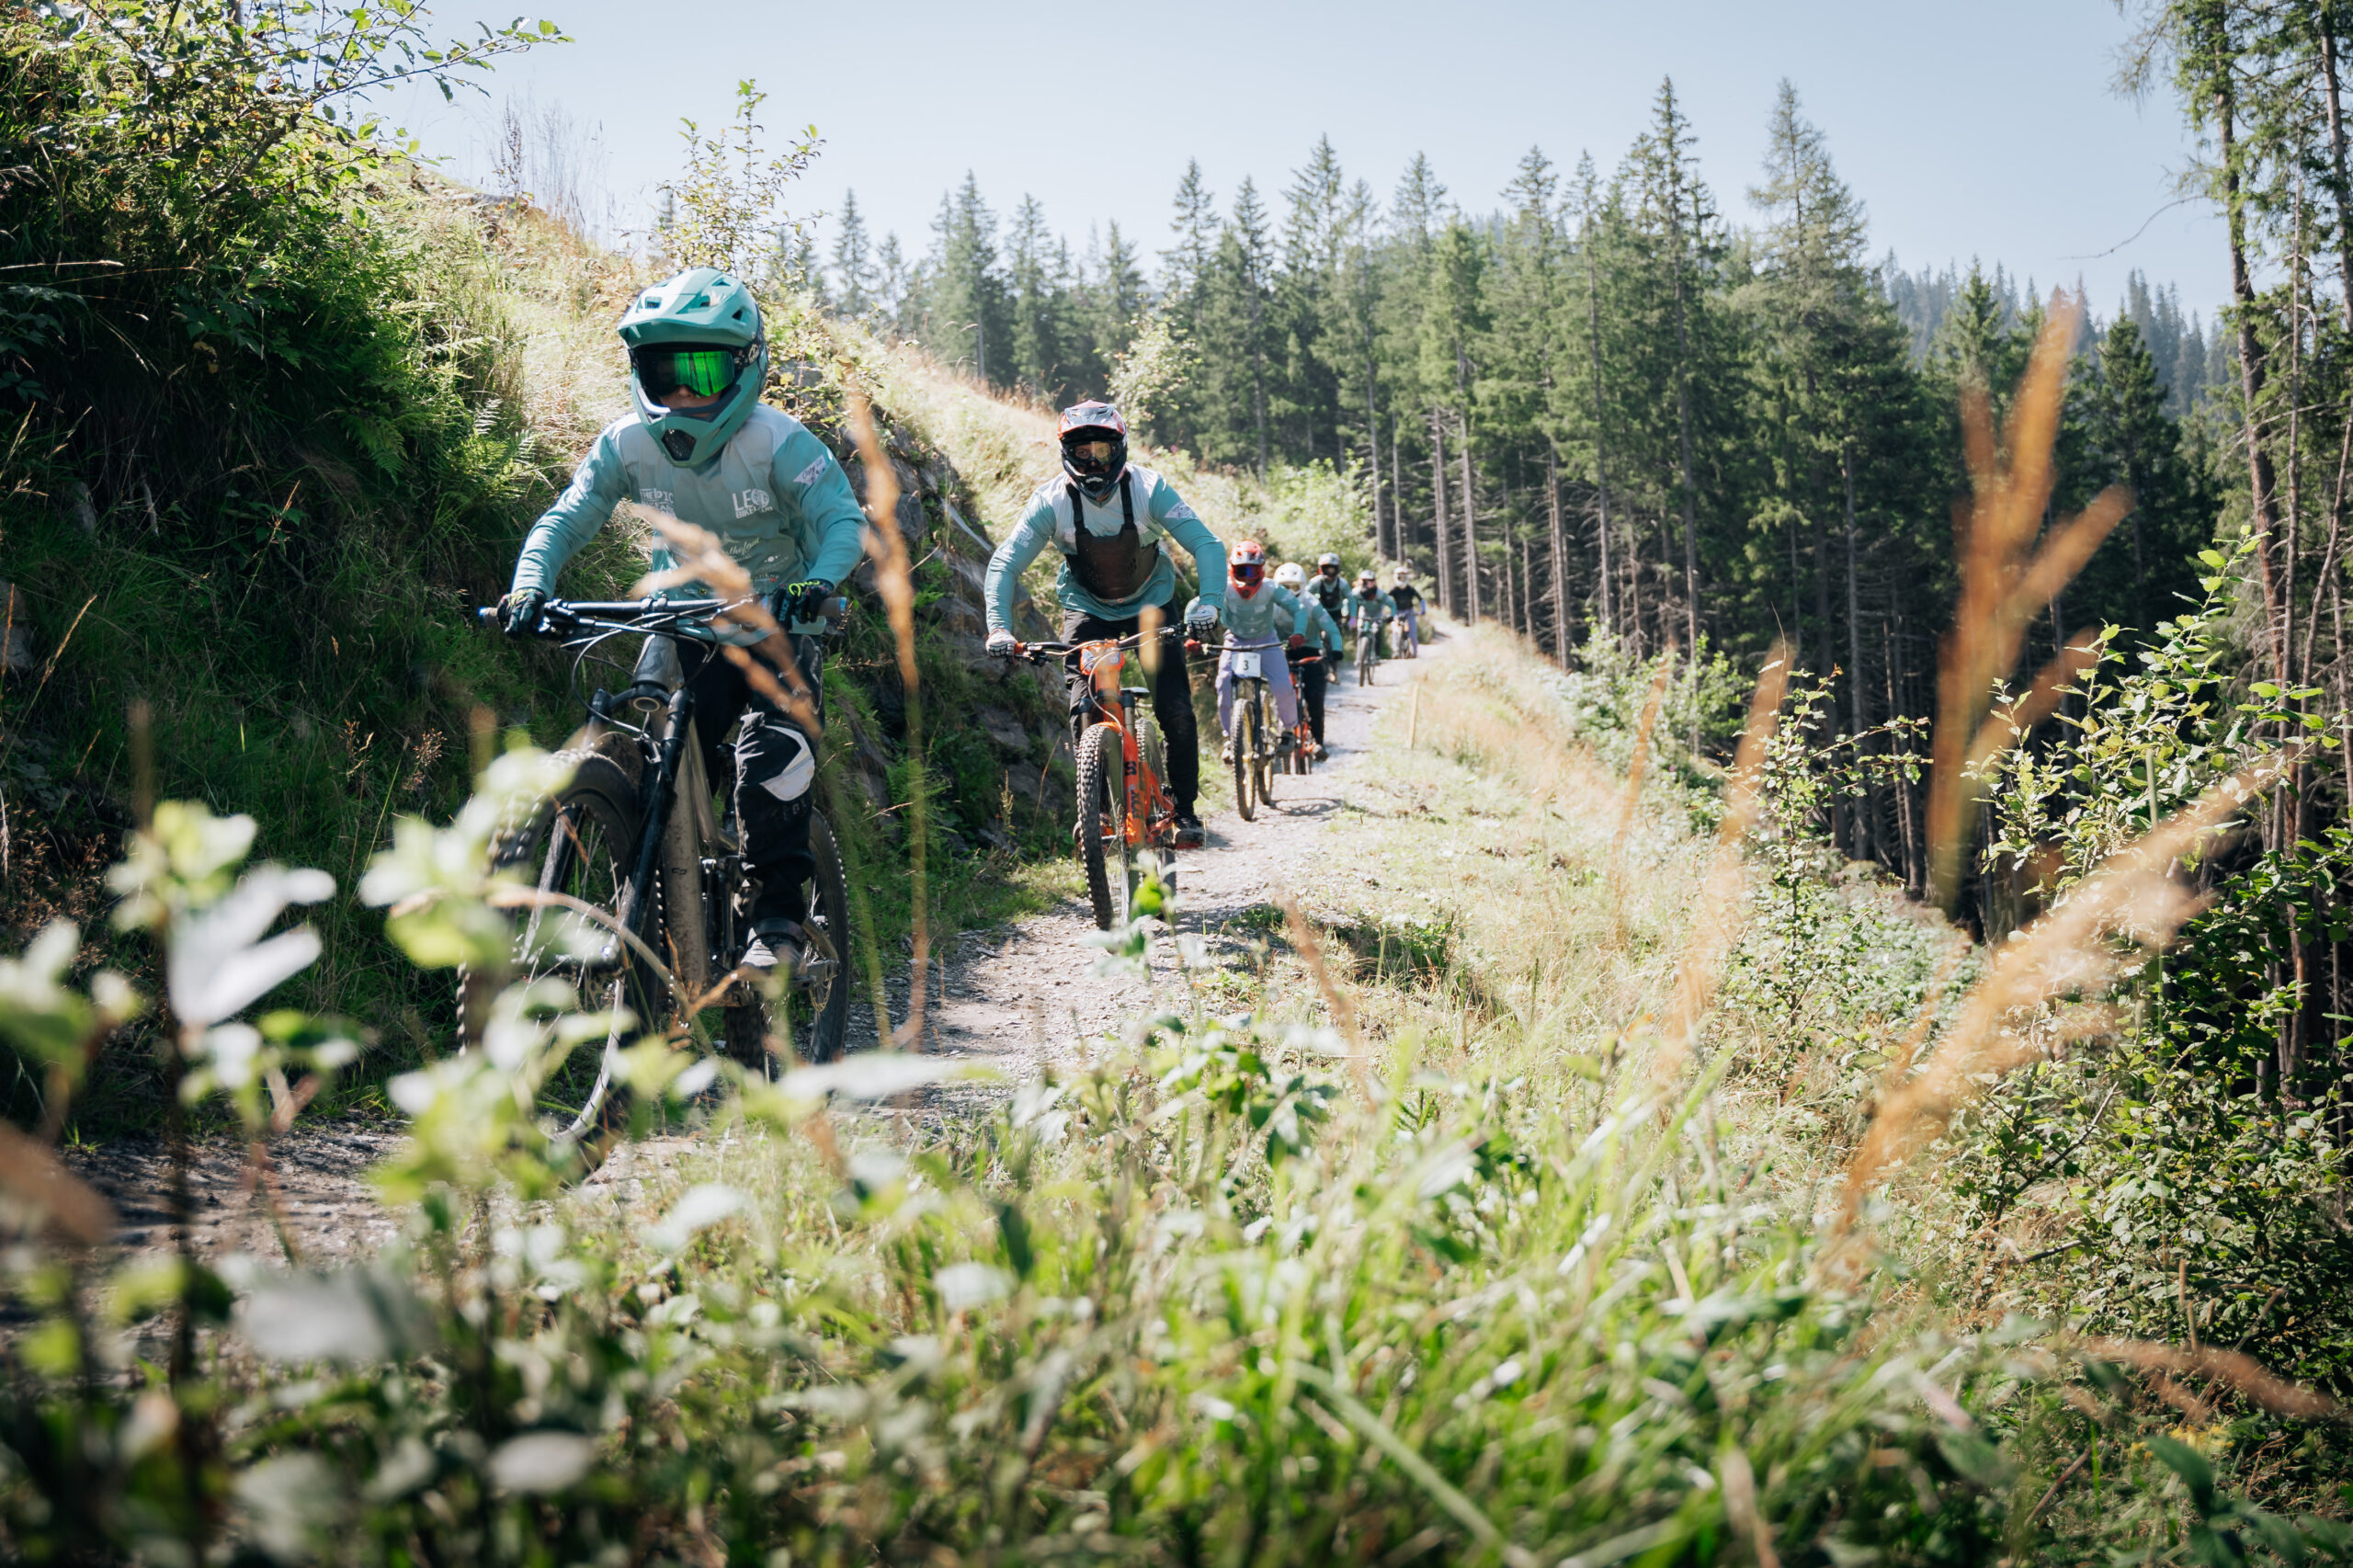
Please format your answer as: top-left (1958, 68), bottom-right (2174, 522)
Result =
top-left (1394, 608), bottom-right (1421, 659)
top-left (1222, 640), bottom-right (1285, 819)
top-left (1355, 618), bottom-right (1384, 687)
top-left (1006, 626), bottom-right (1182, 930)
top-left (1282, 645), bottom-right (1322, 775)
top-left (469, 595), bottom-right (855, 1147)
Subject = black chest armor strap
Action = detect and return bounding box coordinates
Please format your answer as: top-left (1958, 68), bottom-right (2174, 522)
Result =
top-left (1067, 473), bottom-right (1160, 603)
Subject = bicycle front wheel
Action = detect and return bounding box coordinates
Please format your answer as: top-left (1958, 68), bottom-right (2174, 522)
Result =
top-left (722, 812), bottom-right (853, 1068)
top-left (472, 750), bottom-right (663, 1162)
top-left (1075, 723), bottom-right (1130, 930)
top-left (1358, 637), bottom-right (1377, 687)
top-left (1254, 690), bottom-right (1277, 807)
top-left (1232, 690), bottom-right (1256, 823)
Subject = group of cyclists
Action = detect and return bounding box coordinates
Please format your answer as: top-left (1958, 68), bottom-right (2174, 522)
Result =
top-left (494, 265), bottom-right (1427, 990)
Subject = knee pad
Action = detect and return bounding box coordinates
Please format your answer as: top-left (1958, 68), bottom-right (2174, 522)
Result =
top-left (746, 728), bottom-right (816, 803)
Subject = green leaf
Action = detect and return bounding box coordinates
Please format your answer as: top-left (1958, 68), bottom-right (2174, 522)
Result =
top-left (2200, 549), bottom-right (2229, 569)
top-left (2147, 1433), bottom-right (2218, 1516)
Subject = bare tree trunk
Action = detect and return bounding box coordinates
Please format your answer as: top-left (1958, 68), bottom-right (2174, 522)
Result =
top-left (1392, 414), bottom-right (1405, 567)
top-left (1547, 441), bottom-right (1570, 664)
top-left (1460, 413), bottom-right (1481, 624)
top-left (1366, 334), bottom-right (1384, 559)
top-left (1843, 441), bottom-right (1873, 861)
top-left (1586, 225), bottom-right (1614, 639)
top-left (1432, 412), bottom-right (1453, 615)
top-left (2222, 70), bottom-right (2292, 691)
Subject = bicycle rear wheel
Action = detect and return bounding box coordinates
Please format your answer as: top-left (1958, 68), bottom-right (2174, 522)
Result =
top-left (1075, 723), bottom-right (1130, 930)
top-left (472, 750), bottom-right (662, 1162)
top-left (722, 812), bottom-right (853, 1068)
top-left (1358, 636), bottom-right (1377, 687)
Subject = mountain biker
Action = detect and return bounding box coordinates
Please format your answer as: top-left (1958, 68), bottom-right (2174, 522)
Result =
top-left (1202, 539), bottom-right (1302, 765)
top-left (983, 401), bottom-right (1224, 848)
top-left (1305, 551), bottom-right (1350, 633)
top-left (1274, 562), bottom-right (1340, 758)
top-left (1345, 570), bottom-right (1396, 667)
top-left (1389, 565), bottom-right (1424, 655)
top-left (495, 267), bottom-right (864, 983)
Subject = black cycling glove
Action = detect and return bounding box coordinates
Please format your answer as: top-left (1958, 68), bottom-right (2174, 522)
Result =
top-left (779, 578), bottom-right (835, 624)
top-left (497, 587), bottom-right (547, 637)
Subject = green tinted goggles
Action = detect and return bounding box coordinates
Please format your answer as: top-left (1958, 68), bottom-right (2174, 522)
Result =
top-left (632, 344), bottom-right (743, 399)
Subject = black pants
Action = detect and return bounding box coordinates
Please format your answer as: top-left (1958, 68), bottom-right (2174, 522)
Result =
top-left (680, 635), bottom-right (824, 928)
top-left (1061, 597), bottom-right (1200, 814)
top-left (1291, 653), bottom-right (1328, 744)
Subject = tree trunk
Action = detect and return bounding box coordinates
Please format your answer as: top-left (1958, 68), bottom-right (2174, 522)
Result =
top-left (1460, 413), bottom-right (1481, 624)
top-left (1432, 413), bottom-right (1453, 615)
top-left (1547, 441), bottom-right (1570, 664)
top-left (1586, 228), bottom-right (1614, 639)
top-left (1366, 333), bottom-right (1385, 558)
top-left (2221, 64), bottom-right (2292, 690)
top-left (1843, 440), bottom-right (1873, 861)
top-left (1392, 413), bottom-right (1405, 566)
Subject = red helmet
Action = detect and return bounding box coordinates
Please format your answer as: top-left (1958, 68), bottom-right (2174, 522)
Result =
top-left (1058, 401), bottom-right (1129, 500)
top-left (1229, 539), bottom-right (1267, 598)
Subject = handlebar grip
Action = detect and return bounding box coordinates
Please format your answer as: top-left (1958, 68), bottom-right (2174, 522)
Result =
top-left (476, 607), bottom-right (495, 627)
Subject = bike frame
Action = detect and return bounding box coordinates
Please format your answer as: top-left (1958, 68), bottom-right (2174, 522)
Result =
top-left (1021, 628), bottom-right (1183, 854)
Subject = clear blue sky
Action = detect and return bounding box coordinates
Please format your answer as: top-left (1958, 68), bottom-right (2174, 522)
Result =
top-left (391, 0), bottom-right (2225, 322)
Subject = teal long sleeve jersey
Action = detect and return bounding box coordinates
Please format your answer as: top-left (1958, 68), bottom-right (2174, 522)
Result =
top-left (509, 403), bottom-right (870, 641)
top-left (983, 463), bottom-right (1227, 631)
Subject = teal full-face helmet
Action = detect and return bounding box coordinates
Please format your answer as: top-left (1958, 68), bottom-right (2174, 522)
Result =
top-left (618, 267), bottom-right (768, 467)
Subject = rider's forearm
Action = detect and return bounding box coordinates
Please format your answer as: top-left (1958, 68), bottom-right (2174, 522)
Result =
top-left (777, 428), bottom-right (867, 586)
top-left (1160, 512), bottom-right (1227, 612)
top-left (512, 432), bottom-right (625, 595)
top-left (983, 509), bottom-right (1051, 633)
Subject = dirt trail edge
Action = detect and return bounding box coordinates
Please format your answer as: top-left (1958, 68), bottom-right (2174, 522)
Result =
top-left (67, 631), bottom-right (1447, 1261)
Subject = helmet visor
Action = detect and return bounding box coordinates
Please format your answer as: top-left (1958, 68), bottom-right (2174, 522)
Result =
top-left (1064, 436), bottom-right (1120, 476)
top-left (1232, 562), bottom-right (1264, 586)
top-left (632, 345), bottom-right (742, 400)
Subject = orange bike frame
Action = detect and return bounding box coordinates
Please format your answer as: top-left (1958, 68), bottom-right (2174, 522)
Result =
top-left (1078, 641), bottom-right (1174, 849)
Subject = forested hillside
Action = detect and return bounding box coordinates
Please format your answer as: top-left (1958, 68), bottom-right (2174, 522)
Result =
top-left (810, 81), bottom-right (2237, 910)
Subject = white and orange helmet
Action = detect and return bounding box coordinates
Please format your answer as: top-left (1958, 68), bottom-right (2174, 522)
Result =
top-left (1229, 539), bottom-right (1268, 598)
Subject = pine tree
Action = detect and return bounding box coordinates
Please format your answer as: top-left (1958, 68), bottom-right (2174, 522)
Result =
top-left (832, 189), bottom-right (874, 315)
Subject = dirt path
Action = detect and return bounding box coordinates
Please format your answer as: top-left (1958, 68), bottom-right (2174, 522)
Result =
top-left (67, 633), bottom-right (1443, 1262)
top-left (895, 633), bottom-right (1441, 1094)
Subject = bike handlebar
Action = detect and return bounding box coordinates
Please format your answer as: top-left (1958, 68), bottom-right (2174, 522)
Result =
top-left (475, 594), bottom-right (851, 640)
top-left (996, 624), bottom-right (1190, 665)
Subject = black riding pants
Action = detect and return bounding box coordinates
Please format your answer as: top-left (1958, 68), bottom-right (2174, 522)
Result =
top-left (679, 634), bottom-right (824, 928)
top-left (1059, 597), bottom-right (1200, 814)
top-left (1292, 653), bottom-right (1329, 744)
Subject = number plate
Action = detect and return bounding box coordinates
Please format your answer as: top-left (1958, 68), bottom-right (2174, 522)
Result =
top-left (1233, 651), bottom-right (1262, 679)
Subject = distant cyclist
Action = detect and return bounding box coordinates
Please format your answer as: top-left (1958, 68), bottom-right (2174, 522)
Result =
top-left (983, 401), bottom-right (1223, 847)
top-left (496, 266), bottom-right (863, 983)
top-left (1202, 540), bottom-right (1303, 764)
top-left (1344, 570), bottom-right (1395, 669)
top-left (1274, 562), bottom-right (1340, 758)
top-left (1305, 551), bottom-right (1350, 631)
top-left (1389, 565), bottom-right (1424, 655)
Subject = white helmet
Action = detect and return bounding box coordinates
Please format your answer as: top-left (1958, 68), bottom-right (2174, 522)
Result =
top-left (1392, 564), bottom-right (1412, 585)
top-left (1274, 562), bottom-right (1306, 589)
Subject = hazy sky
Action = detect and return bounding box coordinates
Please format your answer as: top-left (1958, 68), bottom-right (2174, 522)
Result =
top-left (391, 0), bottom-right (2225, 321)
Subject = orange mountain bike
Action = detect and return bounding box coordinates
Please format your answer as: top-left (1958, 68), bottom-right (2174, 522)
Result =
top-left (1008, 627), bottom-right (1184, 930)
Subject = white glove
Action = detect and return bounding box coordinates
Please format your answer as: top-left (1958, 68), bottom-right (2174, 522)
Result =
top-left (985, 629), bottom-right (1018, 657)
top-left (1186, 602), bottom-right (1220, 634)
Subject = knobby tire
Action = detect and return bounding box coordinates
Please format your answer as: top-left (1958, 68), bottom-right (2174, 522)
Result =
top-left (1076, 723), bottom-right (1128, 930)
top-left (722, 812), bottom-right (853, 1069)
top-left (1232, 692), bottom-right (1256, 823)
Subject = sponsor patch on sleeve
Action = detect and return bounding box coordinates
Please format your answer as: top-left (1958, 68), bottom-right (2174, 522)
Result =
top-left (1163, 500), bottom-right (1198, 521)
top-left (793, 455), bottom-right (830, 489)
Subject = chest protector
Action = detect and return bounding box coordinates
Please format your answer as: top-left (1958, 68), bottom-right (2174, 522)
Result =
top-left (1310, 574), bottom-right (1348, 615)
top-left (1064, 473), bottom-right (1160, 602)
